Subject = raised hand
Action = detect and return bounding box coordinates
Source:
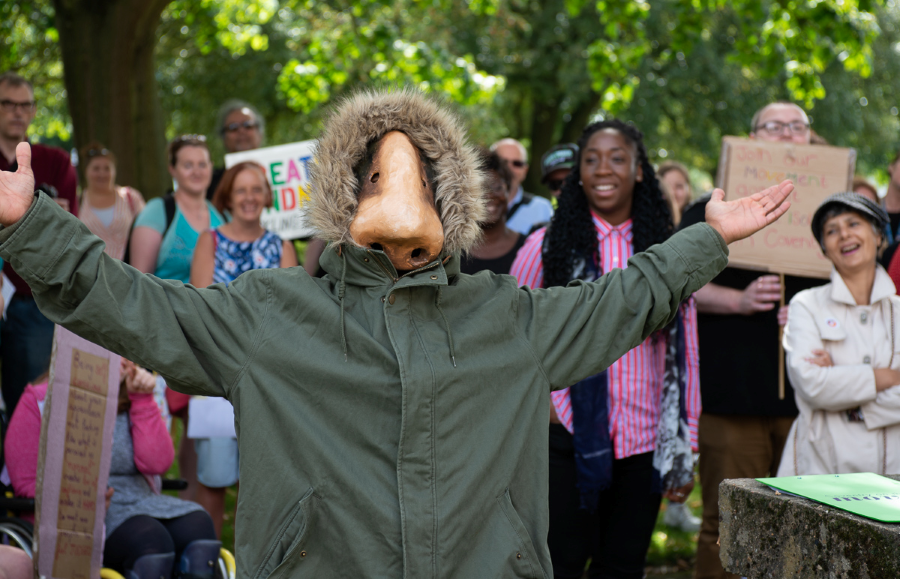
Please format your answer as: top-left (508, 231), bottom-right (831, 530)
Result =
top-left (0, 142), bottom-right (37, 227)
top-left (705, 180), bottom-right (793, 245)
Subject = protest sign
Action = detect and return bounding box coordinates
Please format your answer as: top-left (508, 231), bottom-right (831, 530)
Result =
top-left (34, 327), bottom-right (120, 579)
top-left (716, 137), bottom-right (856, 279)
top-left (225, 140), bottom-right (317, 239)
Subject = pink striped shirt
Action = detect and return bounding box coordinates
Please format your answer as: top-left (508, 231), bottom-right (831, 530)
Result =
top-left (509, 214), bottom-right (701, 458)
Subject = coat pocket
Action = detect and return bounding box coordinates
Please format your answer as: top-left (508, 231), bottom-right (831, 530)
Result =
top-left (495, 488), bottom-right (545, 579)
top-left (254, 487), bottom-right (318, 579)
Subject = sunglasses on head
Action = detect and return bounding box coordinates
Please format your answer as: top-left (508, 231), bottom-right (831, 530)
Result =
top-left (173, 134), bottom-right (207, 144)
top-left (223, 120), bottom-right (259, 133)
top-left (86, 148), bottom-right (110, 158)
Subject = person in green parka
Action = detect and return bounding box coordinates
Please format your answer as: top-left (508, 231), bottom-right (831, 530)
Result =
top-left (0, 89), bottom-right (793, 579)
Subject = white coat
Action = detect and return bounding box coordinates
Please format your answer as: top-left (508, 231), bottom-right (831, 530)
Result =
top-left (778, 266), bottom-right (900, 476)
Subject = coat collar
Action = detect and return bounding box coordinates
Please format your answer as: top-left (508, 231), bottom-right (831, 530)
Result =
top-left (319, 242), bottom-right (456, 289)
top-left (829, 265), bottom-right (897, 306)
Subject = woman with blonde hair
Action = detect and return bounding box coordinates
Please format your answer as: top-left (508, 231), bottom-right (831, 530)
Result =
top-left (78, 142), bottom-right (145, 260)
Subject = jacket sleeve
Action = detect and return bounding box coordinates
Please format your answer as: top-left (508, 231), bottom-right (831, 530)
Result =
top-left (783, 296), bottom-right (878, 411)
top-left (0, 193), bottom-right (269, 398)
top-left (4, 385), bottom-right (43, 499)
top-left (128, 392), bottom-right (175, 475)
top-left (861, 386), bottom-right (900, 430)
top-left (515, 223), bottom-right (729, 390)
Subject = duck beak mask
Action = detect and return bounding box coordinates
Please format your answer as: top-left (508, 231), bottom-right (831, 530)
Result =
top-left (306, 89), bottom-right (487, 272)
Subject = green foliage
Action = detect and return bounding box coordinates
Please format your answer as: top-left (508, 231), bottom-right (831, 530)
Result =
top-left (274, 1), bottom-right (503, 116)
top-left (0, 0), bottom-right (71, 144)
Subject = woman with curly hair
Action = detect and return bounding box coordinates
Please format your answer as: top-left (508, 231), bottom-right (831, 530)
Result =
top-left (511, 120), bottom-right (700, 579)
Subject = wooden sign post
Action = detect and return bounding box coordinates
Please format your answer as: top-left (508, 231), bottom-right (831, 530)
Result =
top-left (34, 326), bottom-right (121, 579)
top-left (716, 137), bottom-right (856, 398)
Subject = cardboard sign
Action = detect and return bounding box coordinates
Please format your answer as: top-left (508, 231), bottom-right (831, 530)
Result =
top-left (225, 140), bottom-right (317, 239)
top-left (758, 472), bottom-right (900, 523)
top-left (35, 327), bottom-right (121, 579)
top-left (716, 137), bottom-right (856, 279)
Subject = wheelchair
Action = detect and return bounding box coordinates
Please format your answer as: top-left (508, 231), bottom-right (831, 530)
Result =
top-left (0, 480), bottom-right (236, 579)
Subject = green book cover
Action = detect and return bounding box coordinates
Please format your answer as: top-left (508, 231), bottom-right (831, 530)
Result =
top-left (756, 473), bottom-right (900, 523)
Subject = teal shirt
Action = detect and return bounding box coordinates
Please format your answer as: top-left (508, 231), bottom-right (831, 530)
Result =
top-left (133, 197), bottom-right (225, 283)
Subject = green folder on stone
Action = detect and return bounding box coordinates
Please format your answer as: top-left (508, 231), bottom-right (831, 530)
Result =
top-left (756, 472), bottom-right (900, 523)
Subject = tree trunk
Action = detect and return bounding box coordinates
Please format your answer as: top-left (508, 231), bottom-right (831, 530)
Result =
top-left (54, 0), bottom-right (170, 198)
top-left (523, 97), bottom-right (561, 196)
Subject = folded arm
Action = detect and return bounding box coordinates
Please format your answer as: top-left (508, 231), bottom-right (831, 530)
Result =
top-left (784, 300), bottom-right (878, 411)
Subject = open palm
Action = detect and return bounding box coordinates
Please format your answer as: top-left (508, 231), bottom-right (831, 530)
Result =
top-left (705, 180), bottom-right (793, 245)
top-left (0, 142), bottom-right (37, 227)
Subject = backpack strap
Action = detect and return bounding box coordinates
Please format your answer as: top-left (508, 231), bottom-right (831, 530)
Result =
top-left (124, 193), bottom-right (177, 265)
top-left (506, 191), bottom-right (534, 221)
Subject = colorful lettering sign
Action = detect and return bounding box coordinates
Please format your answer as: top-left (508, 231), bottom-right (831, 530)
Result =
top-left (35, 327), bottom-right (121, 579)
top-left (225, 140), bottom-right (317, 239)
top-left (716, 137), bottom-right (856, 279)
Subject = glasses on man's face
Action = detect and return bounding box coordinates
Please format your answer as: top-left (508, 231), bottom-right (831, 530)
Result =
top-left (755, 120), bottom-right (810, 135)
top-left (223, 120), bottom-right (259, 133)
top-left (505, 159), bottom-right (527, 168)
top-left (0, 99), bottom-right (36, 113)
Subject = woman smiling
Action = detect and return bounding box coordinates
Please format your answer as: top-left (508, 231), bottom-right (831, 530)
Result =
top-left (779, 192), bottom-right (900, 476)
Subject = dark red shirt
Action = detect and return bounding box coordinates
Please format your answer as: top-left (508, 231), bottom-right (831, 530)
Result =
top-left (1, 142), bottom-right (78, 296)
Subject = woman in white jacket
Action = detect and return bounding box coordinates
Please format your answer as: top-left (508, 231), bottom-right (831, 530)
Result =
top-left (779, 192), bottom-right (900, 476)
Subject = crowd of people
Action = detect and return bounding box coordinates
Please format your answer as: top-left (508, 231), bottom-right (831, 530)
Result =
top-left (0, 64), bottom-right (898, 579)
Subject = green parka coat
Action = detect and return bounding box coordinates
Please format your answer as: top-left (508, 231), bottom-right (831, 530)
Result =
top-left (0, 91), bottom-right (729, 578)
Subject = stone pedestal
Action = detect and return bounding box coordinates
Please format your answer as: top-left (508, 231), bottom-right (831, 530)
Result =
top-left (718, 477), bottom-right (900, 578)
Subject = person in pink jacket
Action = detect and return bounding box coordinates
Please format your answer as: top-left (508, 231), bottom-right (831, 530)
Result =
top-left (5, 360), bottom-right (219, 579)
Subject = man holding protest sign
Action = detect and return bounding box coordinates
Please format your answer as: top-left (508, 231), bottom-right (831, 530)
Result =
top-left (680, 102), bottom-right (831, 579)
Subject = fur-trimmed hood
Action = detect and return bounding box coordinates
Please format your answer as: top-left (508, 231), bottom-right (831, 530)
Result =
top-left (307, 88), bottom-right (486, 255)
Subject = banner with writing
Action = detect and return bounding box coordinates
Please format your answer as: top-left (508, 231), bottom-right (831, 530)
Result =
top-left (716, 137), bottom-right (856, 279)
top-left (225, 140), bottom-right (317, 239)
top-left (34, 327), bottom-right (121, 579)
top-left (758, 472), bottom-right (900, 522)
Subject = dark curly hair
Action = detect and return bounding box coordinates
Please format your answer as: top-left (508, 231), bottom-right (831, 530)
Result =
top-left (542, 119), bottom-right (674, 288)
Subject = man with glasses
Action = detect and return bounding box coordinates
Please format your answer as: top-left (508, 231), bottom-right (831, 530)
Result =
top-left (679, 101), bottom-right (822, 579)
top-left (490, 138), bottom-right (554, 235)
top-left (0, 71), bottom-right (77, 415)
top-left (206, 99), bottom-right (264, 199)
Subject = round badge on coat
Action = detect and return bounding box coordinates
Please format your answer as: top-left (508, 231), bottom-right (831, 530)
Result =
top-left (825, 317), bottom-right (839, 328)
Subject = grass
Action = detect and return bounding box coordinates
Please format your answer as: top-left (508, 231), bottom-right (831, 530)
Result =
top-left (165, 420), bottom-right (702, 573)
top-left (645, 482), bottom-right (703, 576)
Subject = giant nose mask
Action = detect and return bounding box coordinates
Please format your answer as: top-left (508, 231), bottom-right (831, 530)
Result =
top-left (349, 131), bottom-right (445, 271)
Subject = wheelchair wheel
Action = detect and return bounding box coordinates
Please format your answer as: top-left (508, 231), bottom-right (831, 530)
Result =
top-left (0, 516), bottom-right (34, 557)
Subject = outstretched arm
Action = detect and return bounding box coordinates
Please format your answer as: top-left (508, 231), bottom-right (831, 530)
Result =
top-left (0, 143), bottom-right (268, 398)
top-left (520, 181), bottom-right (793, 389)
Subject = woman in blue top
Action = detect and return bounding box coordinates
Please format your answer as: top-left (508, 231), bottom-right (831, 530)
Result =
top-left (187, 161), bottom-right (297, 536)
top-left (128, 135), bottom-right (226, 515)
top-left (129, 135), bottom-right (226, 283)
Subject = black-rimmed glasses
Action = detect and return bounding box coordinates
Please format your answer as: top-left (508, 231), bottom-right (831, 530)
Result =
top-left (0, 99), bottom-right (36, 112)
